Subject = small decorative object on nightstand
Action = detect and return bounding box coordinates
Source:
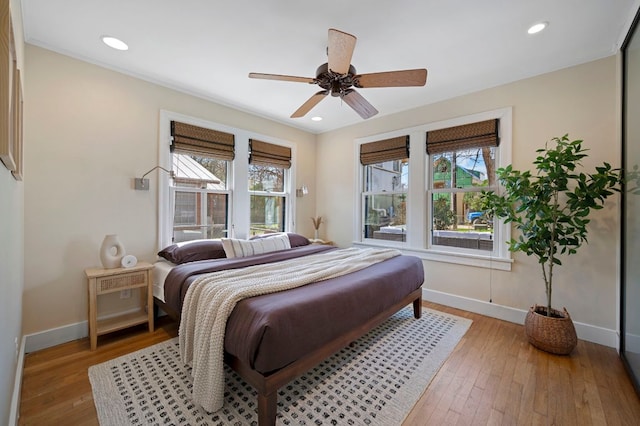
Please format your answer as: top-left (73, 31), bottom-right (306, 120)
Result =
top-left (99, 234), bottom-right (126, 268)
top-left (311, 216), bottom-right (323, 240)
top-left (85, 262), bottom-right (154, 350)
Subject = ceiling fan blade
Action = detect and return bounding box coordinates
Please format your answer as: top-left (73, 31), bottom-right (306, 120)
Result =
top-left (327, 28), bottom-right (356, 75)
top-left (342, 89), bottom-right (378, 119)
top-left (291, 90), bottom-right (329, 118)
top-left (249, 72), bottom-right (315, 84)
top-left (355, 69), bottom-right (428, 88)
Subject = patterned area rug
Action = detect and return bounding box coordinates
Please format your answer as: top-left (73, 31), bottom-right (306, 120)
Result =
top-left (89, 307), bottom-right (471, 425)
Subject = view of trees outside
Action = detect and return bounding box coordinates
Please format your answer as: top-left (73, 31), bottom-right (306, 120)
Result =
top-left (431, 147), bottom-right (495, 250)
top-left (249, 164), bottom-right (286, 235)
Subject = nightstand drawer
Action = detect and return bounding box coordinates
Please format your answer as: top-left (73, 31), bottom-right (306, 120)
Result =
top-left (96, 270), bottom-right (147, 295)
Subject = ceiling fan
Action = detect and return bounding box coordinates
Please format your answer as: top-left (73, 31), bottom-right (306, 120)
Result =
top-left (249, 28), bottom-right (428, 120)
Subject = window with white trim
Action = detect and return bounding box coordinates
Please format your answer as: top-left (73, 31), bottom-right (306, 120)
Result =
top-left (248, 139), bottom-right (291, 236)
top-left (157, 112), bottom-right (297, 249)
top-left (360, 136), bottom-right (409, 242)
top-left (427, 119), bottom-right (499, 253)
top-left (170, 120), bottom-right (232, 243)
top-left (354, 108), bottom-right (512, 270)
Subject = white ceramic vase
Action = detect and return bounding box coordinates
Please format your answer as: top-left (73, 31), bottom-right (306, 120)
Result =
top-left (100, 234), bottom-right (126, 269)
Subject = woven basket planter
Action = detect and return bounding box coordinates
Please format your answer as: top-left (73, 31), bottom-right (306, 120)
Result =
top-left (524, 305), bottom-right (577, 355)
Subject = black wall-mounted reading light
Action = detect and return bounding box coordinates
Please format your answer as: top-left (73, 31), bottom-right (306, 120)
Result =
top-left (134, 166), bottom-right (175, 190)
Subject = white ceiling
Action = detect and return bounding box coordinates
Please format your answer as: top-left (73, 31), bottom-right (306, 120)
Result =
top-left (20, 0), bottom-right (638, 134)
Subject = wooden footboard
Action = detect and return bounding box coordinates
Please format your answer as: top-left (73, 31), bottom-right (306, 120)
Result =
top-left (223, 288), bottom-right (423, 426)
top-left (155, 288), bottom-right (423, 425)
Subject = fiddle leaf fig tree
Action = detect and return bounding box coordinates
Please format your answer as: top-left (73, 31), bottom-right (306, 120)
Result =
top-left (480, 135), bottom-right (630, 317)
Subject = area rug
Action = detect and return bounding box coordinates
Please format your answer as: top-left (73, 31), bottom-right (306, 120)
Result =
top-left (89, 307), bottom-right (471, 425)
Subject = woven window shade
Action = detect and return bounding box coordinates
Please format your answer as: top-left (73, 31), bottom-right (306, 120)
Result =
top-left (170, 121), bottom-right (235, 161)
top-left (360, 136), bottom-right (410, 165)
top-left (426, 119), bottom-right (499, 154)
top-left (249, 139), bottom-right (292, 169)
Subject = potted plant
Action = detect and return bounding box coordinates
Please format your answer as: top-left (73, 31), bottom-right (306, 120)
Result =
top-left (480, 135), bottom-right (632, 354)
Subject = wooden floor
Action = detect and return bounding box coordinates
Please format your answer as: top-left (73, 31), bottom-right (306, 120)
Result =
top-left (19, 302), bottom-right (640, 425)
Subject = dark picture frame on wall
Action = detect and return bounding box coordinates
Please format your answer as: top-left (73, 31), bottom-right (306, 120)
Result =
top-left (12, 66), bottom-right (23, 181)
top-left (0, 0), bottom-right (22, 180)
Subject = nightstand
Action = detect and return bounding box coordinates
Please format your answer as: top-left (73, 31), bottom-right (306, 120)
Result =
top-left (85, 262), bottom-right (154, 350)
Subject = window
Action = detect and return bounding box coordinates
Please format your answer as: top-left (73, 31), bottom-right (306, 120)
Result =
top-left (170, 121), bottom-right (233, 243)
top-left (360, 136), bottom-right (410, 242)
top-left (248, 139), bottom-right (291, 236)
top-left (354, 108), bottom-right (512, 270)
top-left (158, 112), bottom-right (297, 249)
top-left (427, 119), bottom-right (499, 253)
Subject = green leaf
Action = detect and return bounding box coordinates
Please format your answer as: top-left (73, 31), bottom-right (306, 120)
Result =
top-left (481, 134), bottom-right (623, 310)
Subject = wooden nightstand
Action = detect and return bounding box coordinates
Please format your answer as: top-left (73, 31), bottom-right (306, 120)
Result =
top-left (85, 262), bottom-right (154, 350)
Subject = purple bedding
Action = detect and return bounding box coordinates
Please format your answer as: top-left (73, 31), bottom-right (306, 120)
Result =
top-left (162, 245), bottom-right (424, 374)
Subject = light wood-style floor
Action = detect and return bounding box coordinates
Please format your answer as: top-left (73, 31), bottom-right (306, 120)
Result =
top-left (19, 302), bottom-right (640, 425)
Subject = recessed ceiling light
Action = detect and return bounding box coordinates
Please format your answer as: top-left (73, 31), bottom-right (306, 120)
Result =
top-left (101, 36), bottom-right (129, 51)
top-left (527, 22), bottom-right (548, 35)
top-left (311, 116), bottom-right (323, 121)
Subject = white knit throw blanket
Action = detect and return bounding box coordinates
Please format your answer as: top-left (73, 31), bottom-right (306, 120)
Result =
top-left (179, 247), bottom-right (400, 413)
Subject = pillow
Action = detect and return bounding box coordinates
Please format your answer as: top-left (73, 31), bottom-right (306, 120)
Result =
top-left (157, 239), bottom-right (226, 264)
top-left (222, 233), bottom-right (291, 258)
top-left (250, 232), bottom-right (310, 248)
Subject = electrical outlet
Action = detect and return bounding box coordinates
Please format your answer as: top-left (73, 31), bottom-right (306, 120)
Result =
top-left (120, 289), bottom-right (131, 299)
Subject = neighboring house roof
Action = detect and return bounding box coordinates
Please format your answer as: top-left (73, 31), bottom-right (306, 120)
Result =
top-left (173, 154), bottom-right (226, 190)
top-left (458, 166), bottom-right (485, 182)
top-left (433, 164), bottom-right (486, 184)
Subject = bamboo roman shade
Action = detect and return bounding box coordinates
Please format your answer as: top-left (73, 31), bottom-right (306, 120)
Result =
top-left (426, 119), bottom-right (499, 154)
top-left (249, 139), bottom-right (292, 169)
top-left (360, 135), bottom-right (410, 165)
top-left (170, 121), bottom-right (235, 161)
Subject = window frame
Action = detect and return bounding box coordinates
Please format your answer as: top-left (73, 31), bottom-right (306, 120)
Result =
top-left (353, 107), bottom-right (513, 271)
top-left (158, 110), bottom-right (297, 251)
top-left (248, 163), bottom-right (289, 236)
top-left (361, 159), bottom-right (409, 242)
top-left (171, 185), bottom-right (230, 242)
top-left (427, 147), bottom-right (499, 255)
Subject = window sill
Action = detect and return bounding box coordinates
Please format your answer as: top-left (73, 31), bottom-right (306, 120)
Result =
top-left (352, 240), bottom-right (512, 271)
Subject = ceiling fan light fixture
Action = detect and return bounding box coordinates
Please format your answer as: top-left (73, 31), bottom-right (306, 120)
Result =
top-left (249, 28), bottom-right (426, 120)
top-left (311, 116), bottom-right (323, 121)
top-left (101, 36), bottom-right (129, 51)
top-left (527, 22), bottom-right (548, 35)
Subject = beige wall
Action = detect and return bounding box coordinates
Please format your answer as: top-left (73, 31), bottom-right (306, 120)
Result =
top-left (21, 43), bottom-right (622, 342)
top-left (22, 45), bottom-right (317, 335)
top-left (0, 0), bottom-right (25, 422)
top-left (317, 56), bottom-right (621, 330)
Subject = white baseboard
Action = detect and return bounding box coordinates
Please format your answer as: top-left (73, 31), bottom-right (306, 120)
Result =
top-left (24, 291), bottom-right (619, 353)
top-left (624, 332), bottom-right (640, 353)
top-left (423, 288), bottom-right (619, 349)
top-left (24, 308), bottom-right (168, 353)
top-left (9, 336), bottom-right (26, 426)
top-left (24, 321), bottom-right (88, 354)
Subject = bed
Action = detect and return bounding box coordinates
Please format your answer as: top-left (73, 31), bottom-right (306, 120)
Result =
top-left (152, 233), bottom-right (425, 425)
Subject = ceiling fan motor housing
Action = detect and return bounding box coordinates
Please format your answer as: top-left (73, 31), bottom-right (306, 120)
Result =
top-left (316, 63), bottom-right (357, 97)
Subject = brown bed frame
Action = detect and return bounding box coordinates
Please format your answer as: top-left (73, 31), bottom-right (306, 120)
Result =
top-left (154, 288), bottom-right (423, 425)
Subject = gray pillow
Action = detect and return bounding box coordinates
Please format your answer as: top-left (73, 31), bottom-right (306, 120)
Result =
top-left (157, 239), bottom-right (226, 264)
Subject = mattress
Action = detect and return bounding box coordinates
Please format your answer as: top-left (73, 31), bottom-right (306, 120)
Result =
top-left (158, 245), bottom-right (425, 374)
top-left (152, 259), bottom-right (175, 303)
